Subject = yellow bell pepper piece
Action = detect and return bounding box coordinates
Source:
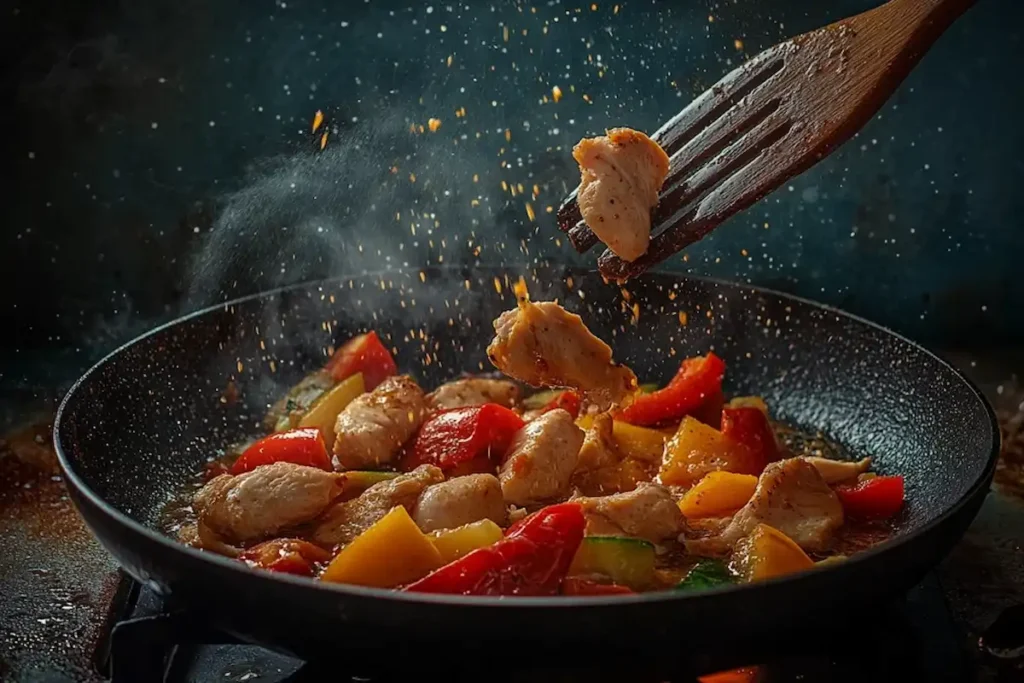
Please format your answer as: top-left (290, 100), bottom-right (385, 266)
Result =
top-left (430, 519), bottom-right (504, 565)
top-left (299, 372), bottom-right (365, 447)
top-left (732, 523), bottom-right (813, 582)
top-left (660, 416), bottom-right (748, 487)
top-left (321, 506), bottom-right (441, 587)
top-left (574, 416), bottom-right (666, 463)
top-left (611, 421), bottom-right (667, 463)
top-left (678, 471), bottom-right (758, 519)
top-left (576, 414), bottom-right (595, 431)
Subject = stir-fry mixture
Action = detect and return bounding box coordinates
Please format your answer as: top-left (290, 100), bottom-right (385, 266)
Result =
top-left (173, 283), bottom-right (904, 597)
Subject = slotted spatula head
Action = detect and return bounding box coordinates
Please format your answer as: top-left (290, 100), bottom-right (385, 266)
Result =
top-left (558, 0), bottom-right (977, 282)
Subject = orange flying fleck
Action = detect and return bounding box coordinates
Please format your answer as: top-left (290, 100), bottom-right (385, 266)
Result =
top-left (312, 110), bottom-right (324, 133)
top-left (428, 118), bottom-right (442, 132)
top-left (552, 85), bottom-right (563, 102)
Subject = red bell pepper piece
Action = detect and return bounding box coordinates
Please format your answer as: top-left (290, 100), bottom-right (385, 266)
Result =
top-left (835, 475), bottom-right (905, 519)
top-left (404, 502), bottom-right (585, 596)
top-left (325, 331), bottom-right (397, 390)
top-left (238, 538), bottom-right (331, 577)
top-left (691, 389), bottom-right (725, 427)
top-left (540, 390), bottom-right (581, 419)
top-left (561, 577), bottom-right (634, 596)
top-left (404, 404), bottom-right (525, 473)
top-left (617, 353), bottom-right (726, 427)
top-left (230, 428), bottom-right (332, 475)
top-left (720, 406), bottom-right (778, 470)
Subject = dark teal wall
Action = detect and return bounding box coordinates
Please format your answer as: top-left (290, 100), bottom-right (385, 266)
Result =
top-left (2, 0), bottom-right (1021, 357)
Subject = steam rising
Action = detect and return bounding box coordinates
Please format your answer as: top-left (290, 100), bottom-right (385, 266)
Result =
top-left (187, 112), bottom-right (582, 311)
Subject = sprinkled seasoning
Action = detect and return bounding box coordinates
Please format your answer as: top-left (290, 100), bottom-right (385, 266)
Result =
top-left (428, 118), bottom-right (442, 132)
top-left (552, 85), bottom-right (563, 102)
top-left (525, 202), bottom-right (536, 221)
top-left (311, 110), bottom-right (324, 133)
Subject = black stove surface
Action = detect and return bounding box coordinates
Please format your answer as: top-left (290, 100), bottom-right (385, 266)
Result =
top-left (94, 572), bottom-right (972, 683)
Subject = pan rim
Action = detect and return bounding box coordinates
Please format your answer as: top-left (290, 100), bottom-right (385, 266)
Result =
top-left (53, 266), bottom-right (1001, 608)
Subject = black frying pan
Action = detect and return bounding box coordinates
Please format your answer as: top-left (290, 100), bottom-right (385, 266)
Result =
top-left (54, 266), bottom-right (998, 678)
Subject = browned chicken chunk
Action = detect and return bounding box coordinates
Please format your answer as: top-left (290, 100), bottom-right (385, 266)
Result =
top-left (487, 292), bottom-right (637, 410)
top-left (426, 378), bottom-right (520, 411)
top-left (801, 456), bottom-right (873, 484)
top-left (499, 409), bottom-right (584, 506)
top-left (573, 128), bottom-right (670, 262)
top-left (686, 458), bottom-right (844, 555)
top-left (193, 462), bottom-right (346, 544)
top-left (311, 465), bottom-right (444, 547)
top-left (571, 413), bottom-right (653, 496)
top-left (575, 483), bottom-right (684, 543)
top-left (412, 474), bottom-right (507, 533)
top-left (333, 375), bottom-right (426, 469)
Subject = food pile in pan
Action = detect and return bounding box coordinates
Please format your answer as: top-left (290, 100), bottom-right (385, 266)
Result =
top-left (178, 279), bottom-right (904, 596)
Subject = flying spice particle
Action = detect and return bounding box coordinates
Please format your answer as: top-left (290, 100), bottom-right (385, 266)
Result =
top-left (493, 277), bottom-right (503, 294)
top-left (513, 276), bottom-right (530, 302)
top-left (614, 4), bottom-right (620, 14)
top-left (447, 55), bottom-right (453, 67)
top-left (473, 174), bottom-right (479, 183)
top-left (545, 205), bottom-right (553, 213)
top-left (525, 202), bottom-right (536, 221)
top-left (734, 39), bottom-right (745, 50)
top-left (320, 131), bottom-right (329, 150)
top-left (505, 129), bottom-right (511, 142)
top-left (552, 85), bottom-right (563, 102)
top-left (409, 173), bottom-right (417, 182)
top-left (503, 26), bottom-right (509, 42)
top-left (632, 303), bottom-right (641, 323)
top-left (428, 118), bottom-right (442, 132)
top-left (678, 312), bottom-right (688, 326)
top-left (312, 110), bottom-right (324, 133)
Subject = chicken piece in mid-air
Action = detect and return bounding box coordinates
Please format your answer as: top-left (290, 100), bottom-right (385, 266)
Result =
top-left (573, 128), bottom-right (670, 262)
top-left (487, 282), bottom-right (637, 411)
top-left (686, 458), bottom-right (844, 555)
top-left (333, 375), bottom-right (427, 469)
top-left (412, 474), bottom-right (507, 533)
top-left (426, 377), bottom-right (520, 411)
top-left (575, 483), bottom-right (685, 544)
top-left (311, 464), bottom-right (444, 547)
top-left (498, 409), bottom-right (584, 506)
top-left (193, 462), bottom-right (346, 544)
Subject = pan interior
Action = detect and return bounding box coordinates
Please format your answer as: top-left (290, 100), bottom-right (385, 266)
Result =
top-left (57, 266), bottom-right (995, 546)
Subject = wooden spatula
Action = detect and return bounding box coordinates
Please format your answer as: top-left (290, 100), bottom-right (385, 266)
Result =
top-left (557, 0), bottom-right (977, 281)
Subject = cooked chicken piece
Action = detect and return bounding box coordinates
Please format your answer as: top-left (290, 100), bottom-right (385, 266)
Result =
top-left (178, 521), bottom-right (241, 558)
top-left (333, 375), bottom-right (426, 469)
top-left (498, 409), bottom-right (584, 506)
top-left (193, 462), bottom-right (346, 544)
top-left (412, 474), bottom-right (507, 533)
top-left (311, 465), bottom-right (444, 546)
top-left (575, 483), bottom-right (685, 543)
top-left (487, 295), bottom-right (637, 410)
top-left (263, 369), bottom-right (334, 431)
top-left (801, 456), bottom-right (873, 484)
top-left (571, 413), bottom-right (653, 496)
top-left (575, 413), bottom-right (619, 471)
top-left (686, 458), bottom-right (844, 555)
top-left (426, 378), bottom-right (520, 411)
top-left (573, 128), bottom-right (670, 262)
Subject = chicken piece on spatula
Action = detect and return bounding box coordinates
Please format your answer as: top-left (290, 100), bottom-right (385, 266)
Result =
top-left (559, 0), bottom-right (977, 281)
top-left (487, 278), bottom-right (637, 411)
top-left (573, 128), bottom-right (670, 262)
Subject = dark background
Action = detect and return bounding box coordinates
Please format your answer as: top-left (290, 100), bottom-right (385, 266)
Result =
top-left (2, 0), bottom-right (1022, 424)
